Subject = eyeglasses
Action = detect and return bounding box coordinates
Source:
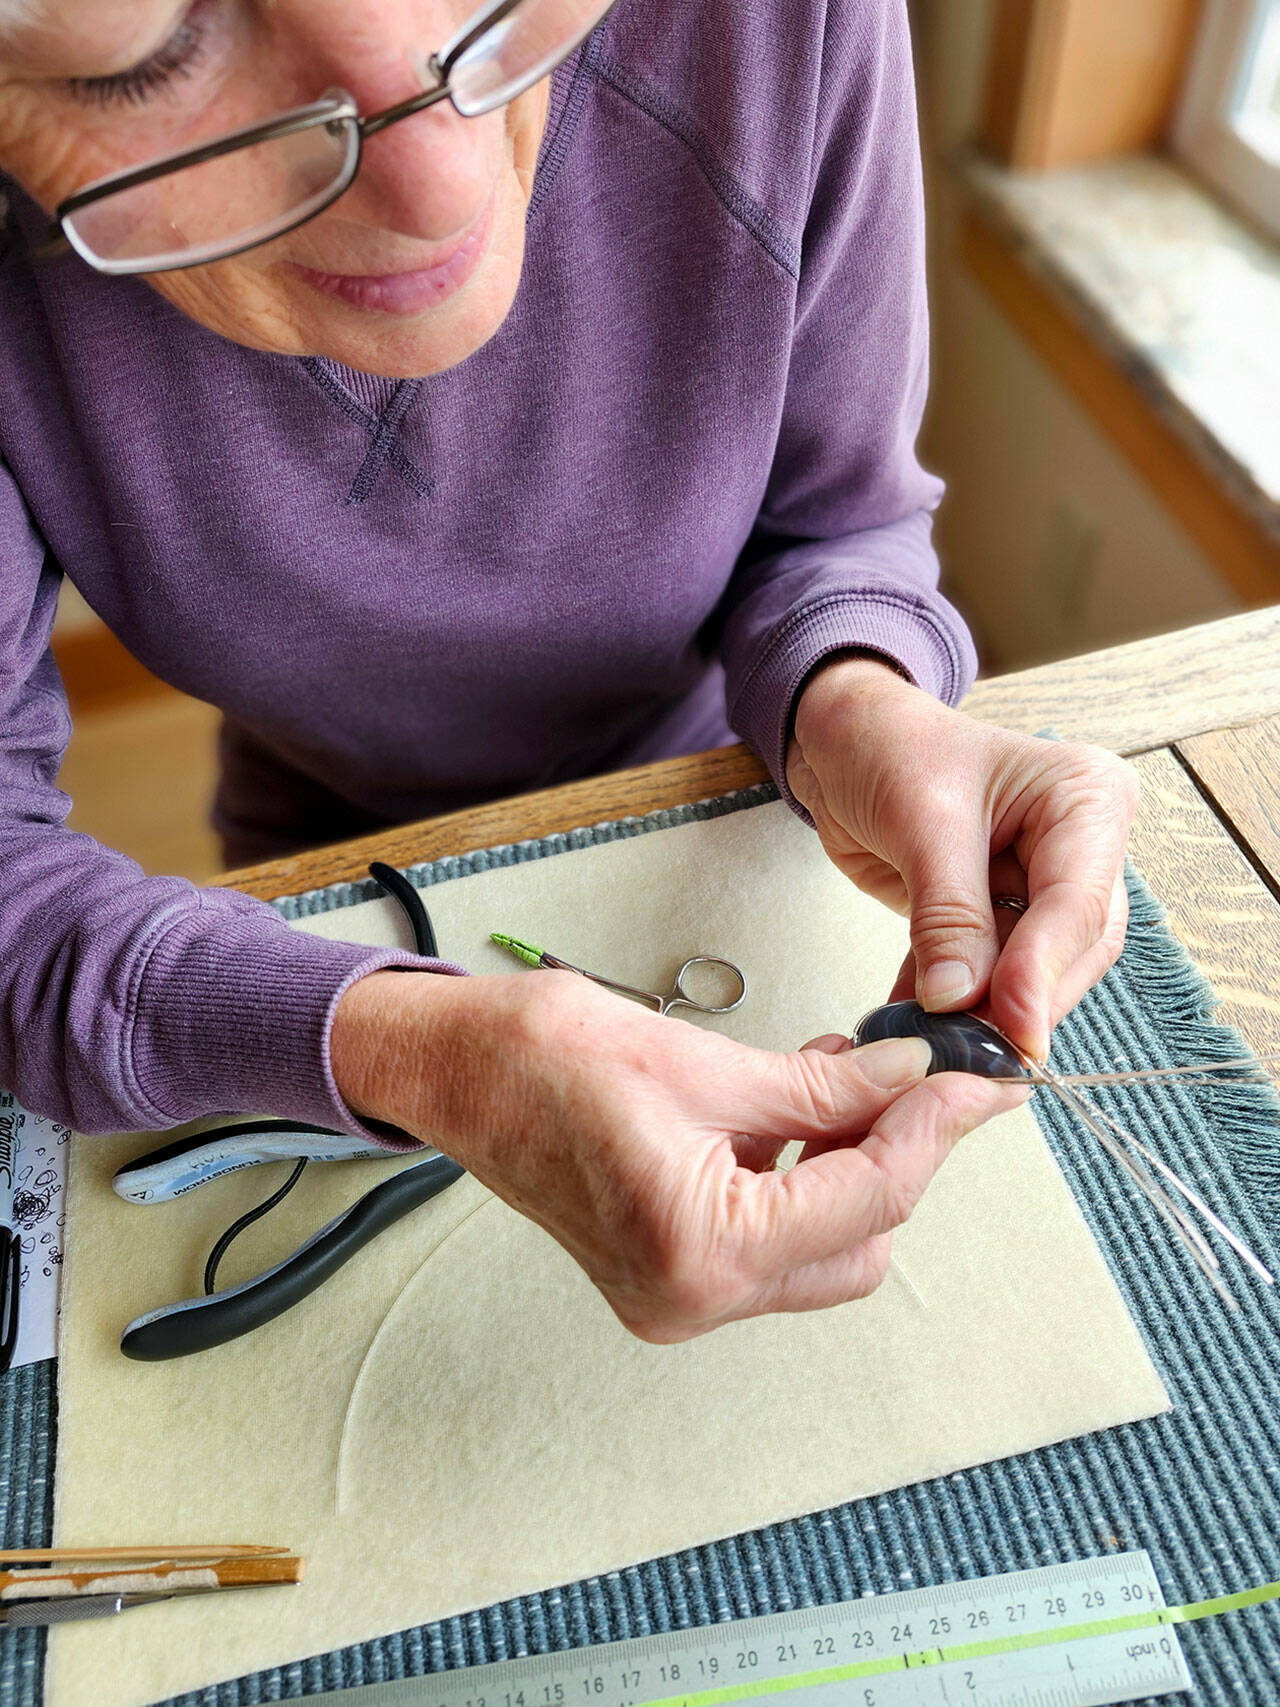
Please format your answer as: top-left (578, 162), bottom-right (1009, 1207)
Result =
top-left (45, 0), bottom-right (616, 277)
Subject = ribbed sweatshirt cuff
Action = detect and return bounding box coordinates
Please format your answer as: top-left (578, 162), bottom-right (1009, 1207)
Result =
top-left (729, 591), bottom-right (970, 824)
top-left (128, 906), bottom-right (467, 1150)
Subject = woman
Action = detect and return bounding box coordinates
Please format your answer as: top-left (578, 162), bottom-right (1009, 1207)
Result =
top-left (0, 0), bottom-right (1136, 1342)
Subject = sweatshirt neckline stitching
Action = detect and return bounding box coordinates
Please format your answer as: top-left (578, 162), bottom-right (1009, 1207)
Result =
top-left (527, 27), bottom-right (605, 222)
top-left (301, 360), bottom-right (432, 503)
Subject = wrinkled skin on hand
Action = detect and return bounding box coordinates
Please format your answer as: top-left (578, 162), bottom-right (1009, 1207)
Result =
top-left (787, 656), bottom-right (1140, 1064)
top-left (331, 967), bottom-right (1025, 1343)
top-left (332, 658), bottom-right (1130, 1348)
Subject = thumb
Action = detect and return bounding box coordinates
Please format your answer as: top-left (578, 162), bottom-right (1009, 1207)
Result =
top-left (798, 1032), bottom-right (856, 1055)
top-left (905, 823), bottom-right (1000, 1012)
top-left (734, 1034), bottom-right (933, 1149)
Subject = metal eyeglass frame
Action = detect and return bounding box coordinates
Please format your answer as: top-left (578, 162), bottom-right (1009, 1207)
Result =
top-left (43, 0), bottom-right (610, 277)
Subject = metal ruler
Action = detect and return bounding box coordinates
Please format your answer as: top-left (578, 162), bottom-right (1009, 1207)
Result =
top-left (309, 1552), bottom-right (1194, 1707)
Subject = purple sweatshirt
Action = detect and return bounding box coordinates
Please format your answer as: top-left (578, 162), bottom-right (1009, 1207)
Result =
top-left (0, 0), bottom-right (975, 1140)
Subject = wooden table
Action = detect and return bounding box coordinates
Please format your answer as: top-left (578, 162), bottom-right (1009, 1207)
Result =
top-left (220, 607), bottom-right (1280, 1058)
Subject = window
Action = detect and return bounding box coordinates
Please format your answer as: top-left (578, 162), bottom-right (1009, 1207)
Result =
top-left (1174, 0), bottom-right (1280, 237)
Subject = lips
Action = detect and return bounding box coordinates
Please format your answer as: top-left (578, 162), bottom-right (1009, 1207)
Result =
top-left (286, 201), bottom-right (493, 316)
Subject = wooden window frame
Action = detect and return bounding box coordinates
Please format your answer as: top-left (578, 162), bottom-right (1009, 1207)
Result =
top-left (982, 0), bottom-right (1203, 171)
top-left (971, 1), bottom-right (1280, 597)
top-left (1172, 0), bottom-right (1280, 239)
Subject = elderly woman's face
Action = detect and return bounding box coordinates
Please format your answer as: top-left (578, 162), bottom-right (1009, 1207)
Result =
top-left (0, 1), bottom-right (551, 375)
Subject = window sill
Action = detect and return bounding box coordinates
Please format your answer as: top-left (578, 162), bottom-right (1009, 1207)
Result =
top-left (960, 151), bottom-right (1279, 552)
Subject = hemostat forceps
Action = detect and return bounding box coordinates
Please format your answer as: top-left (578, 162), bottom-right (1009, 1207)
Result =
top-left (490, 933), bottom-right (748, 1017)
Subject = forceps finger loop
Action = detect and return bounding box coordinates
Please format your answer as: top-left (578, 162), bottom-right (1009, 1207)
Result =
top-left (663, 956), bottom-right (748, 1016)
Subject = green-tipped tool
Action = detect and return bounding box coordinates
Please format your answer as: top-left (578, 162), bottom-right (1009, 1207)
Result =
top-left (490, 932), bottom-right (555, 970)
top-left (488, 933), bottom-right (747, 1018)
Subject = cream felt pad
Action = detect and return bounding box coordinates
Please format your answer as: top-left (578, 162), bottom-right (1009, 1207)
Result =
top-left (49, 801), bottom-right (1169, 1707)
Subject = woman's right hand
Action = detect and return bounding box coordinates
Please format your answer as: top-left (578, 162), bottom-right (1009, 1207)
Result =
top-left (330, 970), bottom-right (1020, 1343)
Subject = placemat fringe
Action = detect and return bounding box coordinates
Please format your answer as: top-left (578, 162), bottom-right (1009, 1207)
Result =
top-left (7, 794), bottom-right (1279, 1707)
top-left (1114, 868), bottom-right (1280, 1224)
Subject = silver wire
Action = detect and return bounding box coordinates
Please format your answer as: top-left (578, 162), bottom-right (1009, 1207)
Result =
top-left (1003, 1042), bottom-right (1275, 1281)
top-left (985, 1051), bottom-right (1280, 1090)
top-left (1043, 1073), bottom-right (1222, 1273)
top-left (870, 1004), bottom-right (1276, 1303)
top-left (1050, 1052), bottom-right (1280, 1088)
top-left (1063, 1090), bottom-right (1275, 1286)
top-left (1041, 1069), bottom-right (1240, 1309)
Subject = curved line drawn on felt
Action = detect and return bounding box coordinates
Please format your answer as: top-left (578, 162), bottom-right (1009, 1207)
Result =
top-left (332, 1188), bottom-right (935, 1513)
top-left (888, 1257), bottom-right (927, 1310)
top-left (334, 1188), bottom-right (499, 1514)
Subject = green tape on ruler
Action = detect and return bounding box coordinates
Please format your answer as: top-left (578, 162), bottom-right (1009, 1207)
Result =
top-left (628, 1577), bottom-right (1280, 1707)
top-left (305, 1553), bottom-right (1280, 1707)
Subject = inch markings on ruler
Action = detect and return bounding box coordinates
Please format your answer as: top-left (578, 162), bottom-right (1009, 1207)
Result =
top-left (315, 1552), bottom-right (1197, 1707)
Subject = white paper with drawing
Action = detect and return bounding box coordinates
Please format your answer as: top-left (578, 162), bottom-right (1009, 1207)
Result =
top-left (49, 800), bottom-right (1169, 1707)
top-left (0, 1090), bottom-right (68, 1369)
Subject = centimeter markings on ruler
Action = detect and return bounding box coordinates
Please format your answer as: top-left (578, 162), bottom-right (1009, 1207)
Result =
top-left (313, 1552), bottom-right (1192, 1707)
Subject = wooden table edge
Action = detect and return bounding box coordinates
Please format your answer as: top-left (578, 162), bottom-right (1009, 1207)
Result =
top-left (218, 608), bottom-right (1280, 903)
top-left (219, 745), bottom-right (773, 901)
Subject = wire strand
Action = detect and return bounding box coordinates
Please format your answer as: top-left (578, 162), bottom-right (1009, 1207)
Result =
top-left (986, 1051), bottom-right (1280, 1089)
top-left (203, 1158), bottom-right (309, 1296)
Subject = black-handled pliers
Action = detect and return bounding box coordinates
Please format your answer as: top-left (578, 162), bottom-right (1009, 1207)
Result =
top-left (116, 864), bottom-right (465, 1361)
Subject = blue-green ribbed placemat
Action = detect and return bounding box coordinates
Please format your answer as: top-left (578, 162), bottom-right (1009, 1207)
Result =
top-left (5, 782), bottom-right (1279, 1706)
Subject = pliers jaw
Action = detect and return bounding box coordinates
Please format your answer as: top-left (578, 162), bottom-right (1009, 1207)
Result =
top-left (111, 1120), bottom-right (389, 1204)
top-left (118, 1149), bottom-right (464, 1361)
top-left (113, 863), bottom-right (463, 1360)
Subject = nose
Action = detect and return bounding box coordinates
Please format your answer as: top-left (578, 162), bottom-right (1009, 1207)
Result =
top-left (355, 95), bottom-right (502, 241)
top-left (293, 3), bottom-right (503, 241)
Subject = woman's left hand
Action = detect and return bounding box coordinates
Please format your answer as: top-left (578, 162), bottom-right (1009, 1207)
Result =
top-left (786, 655), bottom-right (1140, 1064)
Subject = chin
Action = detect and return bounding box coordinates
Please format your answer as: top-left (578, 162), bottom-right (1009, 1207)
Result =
top-left (300, 250), bottom-right (524, 377)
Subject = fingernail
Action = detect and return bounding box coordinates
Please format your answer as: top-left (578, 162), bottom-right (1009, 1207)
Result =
top-left (919, 960), bottom-right (974, 1010)
top-left (858, 1036), bottom-right (933, 1089)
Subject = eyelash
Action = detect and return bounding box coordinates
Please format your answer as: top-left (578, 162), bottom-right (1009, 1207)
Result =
top-left (67, 7), bottom-right (209, 109)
